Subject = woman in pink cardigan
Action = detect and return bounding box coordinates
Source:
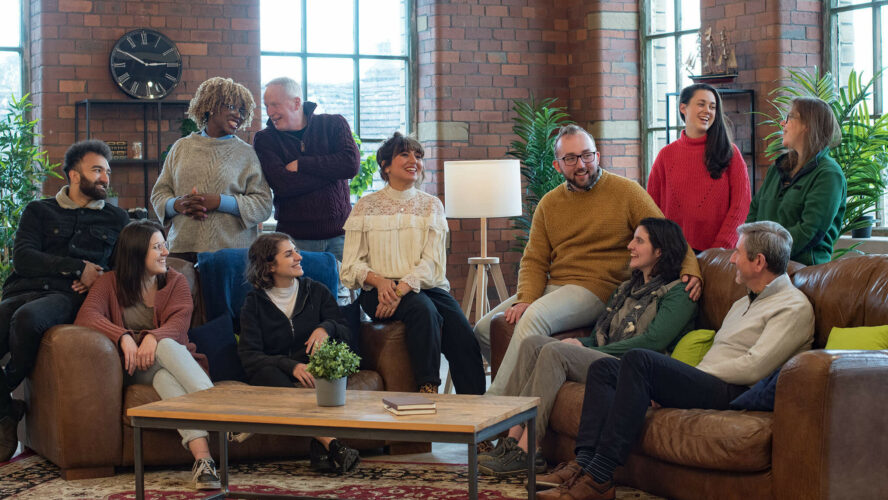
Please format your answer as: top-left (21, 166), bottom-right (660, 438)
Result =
top-left (74, 220), bottom-right (219, 491)
top-left (647, 83), bottom-right (751, 252)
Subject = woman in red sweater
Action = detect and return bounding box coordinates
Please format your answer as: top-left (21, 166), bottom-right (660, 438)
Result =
top-left (74, 220), bottom-right (220, 491)
top-left (647, 83), bottom-right (751, 252)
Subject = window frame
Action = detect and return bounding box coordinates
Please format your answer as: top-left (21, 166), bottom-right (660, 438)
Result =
top-left (258, 0), bottom-right (413, 142)
top-left (827, 0), bottom-right (887, 229)
top-left (0, 0), bottom-right (27, 112)
top-left (640, 0), bottom-right (701, 183)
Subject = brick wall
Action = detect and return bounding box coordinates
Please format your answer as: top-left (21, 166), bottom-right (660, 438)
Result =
top-left (31, 0), bottom-right (262, 210)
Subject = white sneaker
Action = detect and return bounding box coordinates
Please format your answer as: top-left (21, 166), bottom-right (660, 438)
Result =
top-left (191, 457), bottom-right (221, 490)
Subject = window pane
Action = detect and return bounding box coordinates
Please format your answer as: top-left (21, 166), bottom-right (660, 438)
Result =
top-left (307, 0), bottom-right (354, 54)
top-left (0, 51), bottom-right (22, 113)
top-left (648, 0), bottom-right (675, 35)
top-left (307, 58), bottom-right (355, 127)
top-left (836, 8), bottom-right (874, 110)
top-left (883, 5), bottom-right (888, 114)
top-left (359, 0), bottom-right (407, 55)
top-left (679, 33), bottom-right (700, 89)
top-left (647, 38), bottom-right (677, 129)
top-left (260, 0), bottom-right (301, 52)
top-left (359, 59), bottom-right (406, 138)
top-left (260, 55), bottom-right (303, 123)
top-left (680, 0), bottom-right (700, 31)
top-left (0, 0), bottom-right (21, 47)
top-left (834, 0), bottom-right (871, 7)
top-left (646, 130), bottom-right (668, 178)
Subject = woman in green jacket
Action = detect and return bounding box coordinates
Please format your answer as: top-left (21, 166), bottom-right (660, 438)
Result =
top-left (747, 97), bottom-right (845, 265)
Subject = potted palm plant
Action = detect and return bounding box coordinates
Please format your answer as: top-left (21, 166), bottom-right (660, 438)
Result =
top-left (507, 96), bottom-right (574, 253)
top-left (760, 68), bottom-right (888, 250)
top-left (306, 339), bottom-right (361, 406)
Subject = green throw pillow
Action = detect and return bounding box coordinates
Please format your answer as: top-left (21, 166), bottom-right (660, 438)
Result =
top-left (671, 329), bottom-right (716, 366)
top-left (825, 325), bottom-right (888, 350)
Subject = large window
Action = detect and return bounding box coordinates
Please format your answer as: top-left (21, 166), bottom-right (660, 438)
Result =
top-left (259, 0), bottom-right (410, 142)
top-left (0, 0), bottom-right (24, 113)
top-left (829, 0), bottom-right (887, 227)
top-left (641, 0), bottom-right (701, 180)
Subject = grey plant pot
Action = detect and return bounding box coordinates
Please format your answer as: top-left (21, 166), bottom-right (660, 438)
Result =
top-left (315, 376), bottom-right (347, 407)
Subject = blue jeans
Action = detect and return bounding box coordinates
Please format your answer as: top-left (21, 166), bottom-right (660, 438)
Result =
top-left (293, 235), bottom-right (345, 262)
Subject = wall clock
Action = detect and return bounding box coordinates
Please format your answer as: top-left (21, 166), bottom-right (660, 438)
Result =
top-left (109, 29), bottom-right (182, 100)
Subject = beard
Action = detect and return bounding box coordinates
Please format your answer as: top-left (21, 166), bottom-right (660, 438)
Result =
top-left (79, 177), bottom-right (108, 200)
top-left (563, 166), bottom-right (597, 191)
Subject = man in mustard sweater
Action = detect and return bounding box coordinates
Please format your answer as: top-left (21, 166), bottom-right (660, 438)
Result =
top-left (476, 125), bottom-right (703, 396)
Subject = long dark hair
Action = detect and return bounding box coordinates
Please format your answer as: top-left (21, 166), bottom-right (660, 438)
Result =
top-left (112, 220), bottom-right (168, 308)
top-left (679, 83), bottom-right (733, 179)
top-left (639, 217), bottom-right (688, 282)
top-left (246, 232), bottom-right (296, 290)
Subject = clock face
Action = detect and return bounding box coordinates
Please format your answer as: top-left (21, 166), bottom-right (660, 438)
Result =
top-left (110, 29), bottom-right (182, 100)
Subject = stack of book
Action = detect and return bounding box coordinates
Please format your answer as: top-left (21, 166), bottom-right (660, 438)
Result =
top-left (382, 395), bottom-right (436, 416)
top-left (107, 141), bottom-right (128, 160)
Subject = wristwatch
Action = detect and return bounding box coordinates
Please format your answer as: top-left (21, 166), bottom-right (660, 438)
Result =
top-left (395, 288), bottom-right (404, 297)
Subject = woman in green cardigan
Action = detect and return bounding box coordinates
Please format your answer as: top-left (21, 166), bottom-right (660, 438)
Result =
top-left (478, 218), bottom-right (698, 477)
top-left (747, 97), bottom-right (845, 265)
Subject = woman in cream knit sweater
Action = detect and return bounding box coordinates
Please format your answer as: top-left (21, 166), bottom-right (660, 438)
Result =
top-left (340, 132), bottom-right (485, 394)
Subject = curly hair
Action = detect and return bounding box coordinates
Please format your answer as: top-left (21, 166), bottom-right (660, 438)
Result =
top-left (246, 232), bottom-right (297, 290)
top-left (187, 77), bottom-right (256, 129)
top-left (63, 139), bottom-right (112, 178)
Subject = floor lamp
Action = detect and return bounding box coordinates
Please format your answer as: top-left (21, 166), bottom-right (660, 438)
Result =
top-left (444, 159), bottom-right (522, 324)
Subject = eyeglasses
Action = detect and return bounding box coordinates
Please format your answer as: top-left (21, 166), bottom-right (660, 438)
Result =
top-left (784, 112), bottom-right (800, 122)
top-left (558, 151), bottom-right (598, 166)
top-left (150, 241), bottom-right (170, 252)
top-left (224, 104), bottom-right (248, 117)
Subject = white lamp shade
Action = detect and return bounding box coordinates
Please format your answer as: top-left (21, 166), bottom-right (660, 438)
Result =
top-left (444, 160), bottom-right (522, 218)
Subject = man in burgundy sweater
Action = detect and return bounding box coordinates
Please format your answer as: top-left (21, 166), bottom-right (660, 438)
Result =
top-left (253, 77), bottom-right (360, 261)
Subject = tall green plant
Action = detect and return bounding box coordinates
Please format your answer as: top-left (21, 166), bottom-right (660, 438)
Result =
top-left (350, 132), bottom-right (378, 198)
top-left (507, 97), bottom-right (573, 253)
top-left (0, 94), bottom-right (62, 285)
top-left (760, 68), bottom-right (888, 243)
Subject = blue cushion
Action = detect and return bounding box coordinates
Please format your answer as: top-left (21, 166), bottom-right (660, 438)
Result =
top-left (188, 313), bottom-right (246, 382)
top-left (729, 367), bottom-right (781, 411)
top-left (197, 248), bottom-right (340, 333)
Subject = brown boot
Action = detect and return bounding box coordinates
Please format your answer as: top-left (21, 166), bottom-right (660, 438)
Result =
top-left (535, 471), bottom-right (614, 500)
top-left (537, 460), bottom-right (582, 489)
top-left (418, 383), bottom-right (438, 394)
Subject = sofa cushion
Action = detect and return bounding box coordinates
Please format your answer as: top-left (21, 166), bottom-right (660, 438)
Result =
top-left (638, 408), bottom-right (773, 472)
top-left (730, 367), bottom-right (781, 412)
top-left (189, 313), bottom-right (247, 382)
top-left (825, 324), bottom-right (888, 350)
top-left (670, 329), bottom-right (715, 366)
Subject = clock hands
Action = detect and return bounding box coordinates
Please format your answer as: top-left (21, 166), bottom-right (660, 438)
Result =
top-left (116, 49), bottom-right (150, 66)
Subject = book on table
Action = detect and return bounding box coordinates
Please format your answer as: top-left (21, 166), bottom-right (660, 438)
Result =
top-left (384, 405), bottom-right (437, 416)
top-left (381, 395), bottom-right (436, 411)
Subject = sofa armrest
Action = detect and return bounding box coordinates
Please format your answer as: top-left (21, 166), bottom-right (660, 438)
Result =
top-left (772, 349), bottom-right (888, 500)
top-left (22, 324), bottom-right (124, 471)
top-left (359, 320), bottom-right (417, 392)
top-left (489, 313), bottom-right (593, 380)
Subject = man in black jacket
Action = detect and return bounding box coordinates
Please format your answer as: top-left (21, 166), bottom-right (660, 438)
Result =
top-left (0, 140), bottom-right (129, 461)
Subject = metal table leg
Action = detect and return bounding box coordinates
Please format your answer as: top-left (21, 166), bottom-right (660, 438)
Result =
top-left (220, 431), bottom-right (230, 495)
top-left (527, 416), bottom-right (536, 498)
top-left (468, 440), bottom-right (478, 500)
top-left (134, 426), bottom-right (144, 500)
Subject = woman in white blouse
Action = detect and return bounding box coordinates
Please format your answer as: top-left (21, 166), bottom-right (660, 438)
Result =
top-left (340, 132), bottom-right (485, 394)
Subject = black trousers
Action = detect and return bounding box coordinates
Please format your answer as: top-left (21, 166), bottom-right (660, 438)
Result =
top-left (0, 291), bottom-right (83, 416)
top-left (359, 287), bottom-right (485, 395)
top-left (575, 348), bottom-right (749, 463)
top-left (248, 365), bottom-right (299, 387)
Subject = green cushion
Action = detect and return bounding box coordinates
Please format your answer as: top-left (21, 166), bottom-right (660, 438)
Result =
top-left (671, 329), bottom-right (716, 366)
top-left (825, 325), bottom-right (888, 350)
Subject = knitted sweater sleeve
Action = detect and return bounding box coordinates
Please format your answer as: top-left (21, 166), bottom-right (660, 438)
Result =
top-left (74, 272), bottom-right (130, 345)
top-left (711, 144), bottom-right (751, 248)
top-left (151, 139), bottom-right (181, 221)
top-left (144, 272), bottom-right (194, 345)
top-left (228, 147), bottom-right (274, 227)
top-left (253, 131), bottom-right (338, 197)
top-left (646, 150), bottom-right (666, 206)
top-left (296, 115), bottom-right (361, 181)
top-left (516, 196), bottom-right (553, 303)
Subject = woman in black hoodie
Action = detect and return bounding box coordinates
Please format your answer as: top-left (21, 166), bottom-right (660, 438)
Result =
top-left (238, 232), bottom-right (359, 473)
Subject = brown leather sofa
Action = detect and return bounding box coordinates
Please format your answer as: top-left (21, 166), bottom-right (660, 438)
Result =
top-left (490, 249), bottom-right (888, 500)
top-left (19, 257), bottom-right (421, 480)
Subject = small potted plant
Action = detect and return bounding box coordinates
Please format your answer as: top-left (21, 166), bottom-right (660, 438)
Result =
top-left (306, 339), bottom-right (361, 406)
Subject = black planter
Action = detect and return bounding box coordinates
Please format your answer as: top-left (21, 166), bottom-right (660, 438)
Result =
top-left (851, 215), bottom-right (875, 239)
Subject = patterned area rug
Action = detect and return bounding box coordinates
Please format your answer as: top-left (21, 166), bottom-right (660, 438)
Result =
top-left (1, 451), bottom-right (663, 499)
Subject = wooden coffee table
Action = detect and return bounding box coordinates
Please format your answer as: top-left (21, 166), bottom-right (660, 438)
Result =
top-left (127, 385), bottom-right (539, 500)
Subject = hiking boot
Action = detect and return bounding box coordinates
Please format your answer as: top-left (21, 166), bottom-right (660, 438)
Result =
top-left (535, 471), bottom-right (615, 500)
top-left (309, 438), bottom-right (335, 472)
top-left (476, 439), bottom-right (494, 455)
top-left (418, 383), bottom-right (438, 394)
top-left (478, 444), bottom-right (546, 477)
top-left (537, 460), bottom-right (582, 489)
top-left (328, 439), bottom-right (360, 474)
top-left (478, 436), bottom-right (516, 464)
top-left (0, 399), bottom-right (26, 462)
top-left (191, 458), bottom-right (221, 490)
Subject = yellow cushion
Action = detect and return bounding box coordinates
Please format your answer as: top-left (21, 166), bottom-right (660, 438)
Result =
top-left (825, 325), bottom-right (888, 350)
top-left (671, 329), bottom-right (716, 366)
